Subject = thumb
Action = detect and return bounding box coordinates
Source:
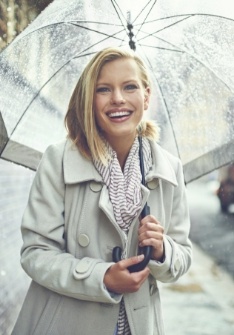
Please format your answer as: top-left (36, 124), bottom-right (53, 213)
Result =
top-left (119, 254), bottom-right (145, 269)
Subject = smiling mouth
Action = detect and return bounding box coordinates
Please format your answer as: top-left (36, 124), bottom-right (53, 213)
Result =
top-left (107, 110), bottom-right (132, 119)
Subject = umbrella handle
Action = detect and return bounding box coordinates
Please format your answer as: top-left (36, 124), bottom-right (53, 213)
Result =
top-left (112, 204), bottom-right (152, 273)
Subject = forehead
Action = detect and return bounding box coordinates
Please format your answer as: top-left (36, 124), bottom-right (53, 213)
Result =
top-left (97, 58), bottom-right (141, 81)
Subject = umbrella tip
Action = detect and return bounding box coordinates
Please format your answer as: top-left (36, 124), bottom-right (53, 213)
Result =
top-left (127, 11), bottom-right (136, 51)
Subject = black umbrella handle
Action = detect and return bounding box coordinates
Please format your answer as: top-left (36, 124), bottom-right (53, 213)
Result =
top-left (112, 204), bottom-right (152, 273)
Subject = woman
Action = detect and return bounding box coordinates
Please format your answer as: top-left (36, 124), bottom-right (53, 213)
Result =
top-left (12, 47), bottom-right (192, 335)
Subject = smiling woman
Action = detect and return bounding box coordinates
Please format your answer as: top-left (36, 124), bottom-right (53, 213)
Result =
top-left (94, 58), bottom-right (150, 165)
top-left (65, 48), bottom-right (157, 166)
top-left (12, 47), bottom-right (192, 335)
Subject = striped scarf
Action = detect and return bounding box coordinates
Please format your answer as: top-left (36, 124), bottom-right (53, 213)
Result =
top-left (94, 137), bottom-right (152, 335)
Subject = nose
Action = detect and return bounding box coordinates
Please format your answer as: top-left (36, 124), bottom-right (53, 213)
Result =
top-left (111, 89), bottom-right (125, 105)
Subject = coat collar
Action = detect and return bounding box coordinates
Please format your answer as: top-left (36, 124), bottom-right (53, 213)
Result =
top-left (63, 140), bottom-right (103, 184)
top-left (148, 140), bottom-right (178, 187)
top-left (63, 139), bottom-right (178, 187)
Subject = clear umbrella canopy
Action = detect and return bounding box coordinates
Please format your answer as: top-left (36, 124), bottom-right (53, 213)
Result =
top-left (1, 1), bottom-right (234, 332)
top-left (0, 0), bottom-right (234, 182)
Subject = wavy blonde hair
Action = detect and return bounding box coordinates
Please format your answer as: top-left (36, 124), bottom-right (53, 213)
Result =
top-left (65, 47), bottom-right (159, 163)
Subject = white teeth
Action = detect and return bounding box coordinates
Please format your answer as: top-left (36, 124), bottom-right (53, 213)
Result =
top-left (108, 111), bottom-right (131, 118)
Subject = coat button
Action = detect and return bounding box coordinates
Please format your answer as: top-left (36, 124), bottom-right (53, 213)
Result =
top-left (89, 181), bottom-right (103, 192)
top-left (75, 258), bottom-right (93, 274)
top-left (146, 179), bottom-right (159, 190)
top-left (78, 234), bottom-right (90, 247)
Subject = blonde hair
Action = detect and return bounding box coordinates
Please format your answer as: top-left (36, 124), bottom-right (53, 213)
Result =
top-left (65, 47), bottom-right (159, 163)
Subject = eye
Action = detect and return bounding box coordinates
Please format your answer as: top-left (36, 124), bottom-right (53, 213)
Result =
top-left (125, 84), bottom-right (138, 91)
top-left (96, 87), bottom-right (110, 93)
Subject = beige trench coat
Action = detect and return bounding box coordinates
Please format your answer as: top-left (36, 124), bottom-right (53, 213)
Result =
top-left (12, 139), bottom-right (192, 335)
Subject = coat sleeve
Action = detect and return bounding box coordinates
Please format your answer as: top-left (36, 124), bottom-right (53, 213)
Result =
top-left (20, 142), bottom-right (121, 304)
top-left (148, 156), bottom-right (192, 282)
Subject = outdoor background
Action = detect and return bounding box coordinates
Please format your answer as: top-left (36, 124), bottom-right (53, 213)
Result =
top-left (0, 1), bottom-right (234, 335)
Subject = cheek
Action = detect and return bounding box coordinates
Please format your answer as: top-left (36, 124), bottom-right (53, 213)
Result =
top-left (94, 98), bottom-right (102, 117)
top-left (134, 95), bottom-right (146, 111)
top-left (93, 104), bottom-right (106, 130)
top-left (94, 95), bottom-right (108, 113)
top-left (93, 96), bottom-right (99, 112)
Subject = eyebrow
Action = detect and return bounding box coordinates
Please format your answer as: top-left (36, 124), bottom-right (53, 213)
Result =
top-left (96, 79), bottom-right (139, 86)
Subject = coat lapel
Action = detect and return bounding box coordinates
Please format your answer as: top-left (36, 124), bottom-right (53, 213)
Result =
top-left (63, 140), bottom-right (117, 225)
top-left (63, 140), bottom-right (102, 184)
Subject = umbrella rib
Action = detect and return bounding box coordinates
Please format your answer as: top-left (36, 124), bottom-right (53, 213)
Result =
top-left (67, 22), bottom-right (125, 41)
top-left (135, 13), bottom-right (194, 26)
top-left (133, 0), bottom-right (157, 24)
top-left (134, 0), bottom-right (158, 38)
top-left (71, 29), bottom-right (129, 55)
top-left (135, 13), bottom-right (234, 26)
top-left (110, 0), bottom-right (128, 30)
top-left (139, 43), bottom-right (183, 53)
top-left (136, 13), bottom-right (234, 47)
top-left (137, 15), bottom-right (193, 42)
top-left (2, 20), bottom-right (124, 49)
top-left (69, 20), bottom-right (123, 26)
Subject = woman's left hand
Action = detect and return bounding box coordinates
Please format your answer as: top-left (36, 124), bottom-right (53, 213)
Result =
top-left (138, 215), bottom-right (165, 262)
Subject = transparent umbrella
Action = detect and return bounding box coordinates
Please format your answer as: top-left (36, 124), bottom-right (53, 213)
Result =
top-left (0, 0), bottom-right (234, 182)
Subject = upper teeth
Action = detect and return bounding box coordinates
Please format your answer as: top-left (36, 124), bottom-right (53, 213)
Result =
top-left (108, 111), bottom-right (130, 118)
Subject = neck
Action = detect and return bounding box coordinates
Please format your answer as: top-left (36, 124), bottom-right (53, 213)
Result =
top-left (108, 136), bottom-right (136, 170)
top-left (117, 148), bottom-right (130, 171)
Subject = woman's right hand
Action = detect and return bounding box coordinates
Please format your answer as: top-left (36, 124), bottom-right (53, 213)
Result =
top-left (104, 255), bottom-right (150, 294)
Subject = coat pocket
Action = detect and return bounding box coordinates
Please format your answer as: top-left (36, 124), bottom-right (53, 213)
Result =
top-left (33, 289), bottom-right (62, 335)
top-left (12, 281), bottom-right (62, 335)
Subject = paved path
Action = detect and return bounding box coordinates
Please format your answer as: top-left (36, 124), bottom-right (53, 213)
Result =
top-left (160, 243), bottom-right (234, 335)
top-left (187, 178), bottom-right (234, 277)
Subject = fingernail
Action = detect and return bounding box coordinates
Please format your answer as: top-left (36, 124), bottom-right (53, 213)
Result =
top-left (138, 254), bottom-right (144, 261)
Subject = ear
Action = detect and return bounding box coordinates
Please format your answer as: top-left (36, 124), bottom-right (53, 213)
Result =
top-left (144, 87), bottom-right (151, 110)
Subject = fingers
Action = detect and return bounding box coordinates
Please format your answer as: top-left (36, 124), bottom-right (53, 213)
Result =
top-left (138, 224), bottom-right (164, 243)
top-left (140, 214), bottom-right (161, 227)
top-left (138, 216), bottom-right (164, 243)
top-left (117, 254), bottom-right (145, 270)
top-left (104, 256), bottom-right (150, 294)
top-left (138, 215), bottom-right (165, 262)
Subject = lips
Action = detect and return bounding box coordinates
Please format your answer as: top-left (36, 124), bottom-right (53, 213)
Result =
top-left (107, 109), bottom-right (132, 119)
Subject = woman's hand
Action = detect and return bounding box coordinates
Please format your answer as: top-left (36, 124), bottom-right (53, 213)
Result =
top-left (138, 215), bottom-right (165, 262)
top-left (104, 255), bottom-right (150, 294)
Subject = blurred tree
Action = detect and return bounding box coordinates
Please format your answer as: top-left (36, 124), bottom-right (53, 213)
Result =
top-left (0, 0), bottom-right (53, 50)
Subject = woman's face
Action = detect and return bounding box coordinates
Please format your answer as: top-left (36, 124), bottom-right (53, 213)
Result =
top-left (94, 58), bottom-right (150, 147)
